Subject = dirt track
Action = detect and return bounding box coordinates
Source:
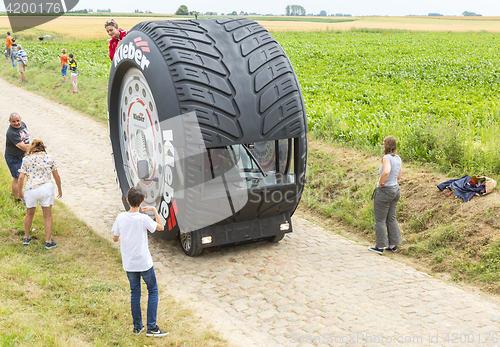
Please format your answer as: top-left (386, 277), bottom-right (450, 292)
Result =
top-left (3, 78), bottom-right (500, 346)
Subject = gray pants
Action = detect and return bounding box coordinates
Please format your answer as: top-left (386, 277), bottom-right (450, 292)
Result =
top-left (373, 185), bottom-right (401, 248)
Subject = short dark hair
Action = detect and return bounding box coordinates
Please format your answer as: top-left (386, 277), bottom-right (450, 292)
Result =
top-left (127, 186), bottom-right (145, 207)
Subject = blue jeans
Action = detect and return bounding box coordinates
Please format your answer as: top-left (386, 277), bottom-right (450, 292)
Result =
top-left (11, 55), bottom-right (16, 67)
top-left (126, 266), bottom-right (158, 330)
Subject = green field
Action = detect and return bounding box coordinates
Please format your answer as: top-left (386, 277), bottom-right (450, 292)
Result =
top-left (5, 29), bottom-right (500, 175)
top-left (274, 30), bottom-right (500, 175)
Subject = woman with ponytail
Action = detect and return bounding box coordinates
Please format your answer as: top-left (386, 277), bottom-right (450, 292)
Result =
top-left (18, 139), bottom-right (62, 249)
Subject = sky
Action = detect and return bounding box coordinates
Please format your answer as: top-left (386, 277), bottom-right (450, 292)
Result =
top-left (65, 0), bottom-right (500, 16)
top-left (1, 0), bottom-right (500, 16)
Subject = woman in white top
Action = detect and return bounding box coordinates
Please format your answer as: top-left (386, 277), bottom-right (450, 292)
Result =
top-left (369, 136), bottom-right (402, 255)
top-left (18, 139), bottom-right (62, 249)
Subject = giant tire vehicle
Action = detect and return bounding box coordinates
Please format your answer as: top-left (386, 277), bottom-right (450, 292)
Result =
top-left (108, 18), bottom-right (307, 256)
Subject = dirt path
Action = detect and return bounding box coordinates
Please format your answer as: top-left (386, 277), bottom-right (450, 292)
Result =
top-left (3, 79), bottom-right (500, 346)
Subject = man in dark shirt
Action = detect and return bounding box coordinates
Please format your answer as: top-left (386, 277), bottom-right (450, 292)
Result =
top-left (5, 113), bottom-right (30, 201)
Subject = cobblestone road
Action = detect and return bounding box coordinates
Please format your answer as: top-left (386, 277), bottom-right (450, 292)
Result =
top-left (2, 80), bottom-right (500, 346)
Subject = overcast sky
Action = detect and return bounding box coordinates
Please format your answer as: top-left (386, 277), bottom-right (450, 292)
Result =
top-left (64, 0), bottom-right (500, 16)
top-left (1, 0), bottom-right (499, 16)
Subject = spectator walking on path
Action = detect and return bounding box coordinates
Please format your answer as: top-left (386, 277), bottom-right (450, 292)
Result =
top-left (4, 113), bottom-right (29, 202)
top-left (10, 38), bottom-right (17, 68)
top-left (112, 187), bottom-right (169, 337)
top-left (68, 53), bottom-right (78, 94)
top-left (5, 31), bottom-right (12, 62)
top-left (105, 19), bottom-right (128, 61)
top-left (369, 136), bottom-right (402, 255)
top-left (16, 44), bottom-right (28, 84)
top-left (60, 48), bottom-right (68, 83)
top-left (18, 139), bottom-right (62, 249)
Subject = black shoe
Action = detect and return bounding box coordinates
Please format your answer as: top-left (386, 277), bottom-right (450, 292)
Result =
top-left (368, 246), bottom-right (384, 255)
top-left (45, 240), bottom-right (57, 249)
top-left (23, 236), bottom-right (32, 245)
top-left (146, 326), bottom-right (169, 337)
top-left (133, 327), bottom-right (145, 335)
top-left (386, 246), bottom-right (398, 253)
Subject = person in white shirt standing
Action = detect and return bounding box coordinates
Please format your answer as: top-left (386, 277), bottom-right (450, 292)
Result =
top-left (112, 186), bottom-right (169, 337)
top-left (16, 44), bottom-right (28, 84)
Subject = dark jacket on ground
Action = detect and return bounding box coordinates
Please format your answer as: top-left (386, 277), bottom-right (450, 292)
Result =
top-left (437, 175), bottom-right (485, 202)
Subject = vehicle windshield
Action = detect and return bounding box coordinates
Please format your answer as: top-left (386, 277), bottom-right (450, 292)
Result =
top-left (206, 140), bottom-right (295, 189)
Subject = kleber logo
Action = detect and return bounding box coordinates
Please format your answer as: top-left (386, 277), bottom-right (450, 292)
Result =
top-left (133, 113), bottom-right (145, 122)
top-left (158, 129), bottom-right (176, 228)
top-left (114, 37), bottom-right (151, 70)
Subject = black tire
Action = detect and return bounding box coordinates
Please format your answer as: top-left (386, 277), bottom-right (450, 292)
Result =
top-left (108, 18), bottom-right (308, 247)
top-left (268, 233), bottom-right (285, 243)
top-left (179, 230), bottom-right (203, 256)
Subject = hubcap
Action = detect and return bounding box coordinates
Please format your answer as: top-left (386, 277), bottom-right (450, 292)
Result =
top-left (180, 232), bottom-right (192, 251)
top-left (118, 68), bottom-right (163, 206)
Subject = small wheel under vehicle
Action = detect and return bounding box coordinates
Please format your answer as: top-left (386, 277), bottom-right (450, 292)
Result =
top-left (268, 233), bottom-right (285, 243)
top-left (179, 230), bottom-right (202, 256)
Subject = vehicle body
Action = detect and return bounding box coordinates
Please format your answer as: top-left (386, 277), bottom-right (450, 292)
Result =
top-left (108, 18), bottom-right (307, 255)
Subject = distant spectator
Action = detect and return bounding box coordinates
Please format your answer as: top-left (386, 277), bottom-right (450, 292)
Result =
top-left (5, 31), bottom-right (12, 62)
top-left (10, 38), bottom-right (17, 68)
top-left (68, 52), bottom-right (78, 94)
top-left (18, 139), bottom-right (62, 249)
top-left (16, 44), bottom-right (28, 84)
top-left (4, 113), bottom-right (29, 202)
top-left (60, 48), bottom-right (68, 83)
top-left (105, 19), bottom-right (128, 61)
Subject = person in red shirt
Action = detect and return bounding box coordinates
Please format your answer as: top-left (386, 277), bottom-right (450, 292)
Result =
top-left (105, 19), bottom-right (128, 61)
top-left (60, 48), bottom-right (68, 83)
top-left (5, 31), bottom-right (12, 62)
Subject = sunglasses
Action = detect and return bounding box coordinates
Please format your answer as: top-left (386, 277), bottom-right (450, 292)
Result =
top-left (104, 20), bottom-right (116, 26)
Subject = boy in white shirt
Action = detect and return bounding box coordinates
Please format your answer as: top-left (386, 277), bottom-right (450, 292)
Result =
top-left (112, 186), bottom-right (168, 337)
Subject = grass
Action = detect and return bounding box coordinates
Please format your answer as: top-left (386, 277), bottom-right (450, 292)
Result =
top-left (301, 137), bottom-right (500, 294)
top-left (0, 41), bottom-right (109, 122)
top-left (275, 30), bottom-right (500, 175)
top-left (0, 163), bottom-right (226, 346)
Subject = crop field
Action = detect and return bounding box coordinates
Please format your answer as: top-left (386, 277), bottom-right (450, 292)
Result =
top-left (274, 30), bottom-right (500, 175)
top-left (2, 15), bottom-right (500, 40)
top-left (4, 22), bottom-right (500, 175)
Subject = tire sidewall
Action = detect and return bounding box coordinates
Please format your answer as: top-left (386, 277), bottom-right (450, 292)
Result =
top-left (108, 29), bottom-right (182, 233)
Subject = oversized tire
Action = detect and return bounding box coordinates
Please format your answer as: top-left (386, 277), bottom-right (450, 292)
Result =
top-left (108, 18), bottom-right (308, 252)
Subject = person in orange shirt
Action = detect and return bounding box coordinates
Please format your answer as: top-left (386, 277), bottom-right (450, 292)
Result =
top-left (60, 48), bottom-right (68, 83)
top-left (5, 31), bottom-right (12, 62)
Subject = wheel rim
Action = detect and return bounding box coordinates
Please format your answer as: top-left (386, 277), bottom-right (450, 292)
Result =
top-left (251, 141), bottom-right (276, 172)
top-left (118, 68), bottom-right (163, 206)
top-left (180, 232), bottom-right (192, 251)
